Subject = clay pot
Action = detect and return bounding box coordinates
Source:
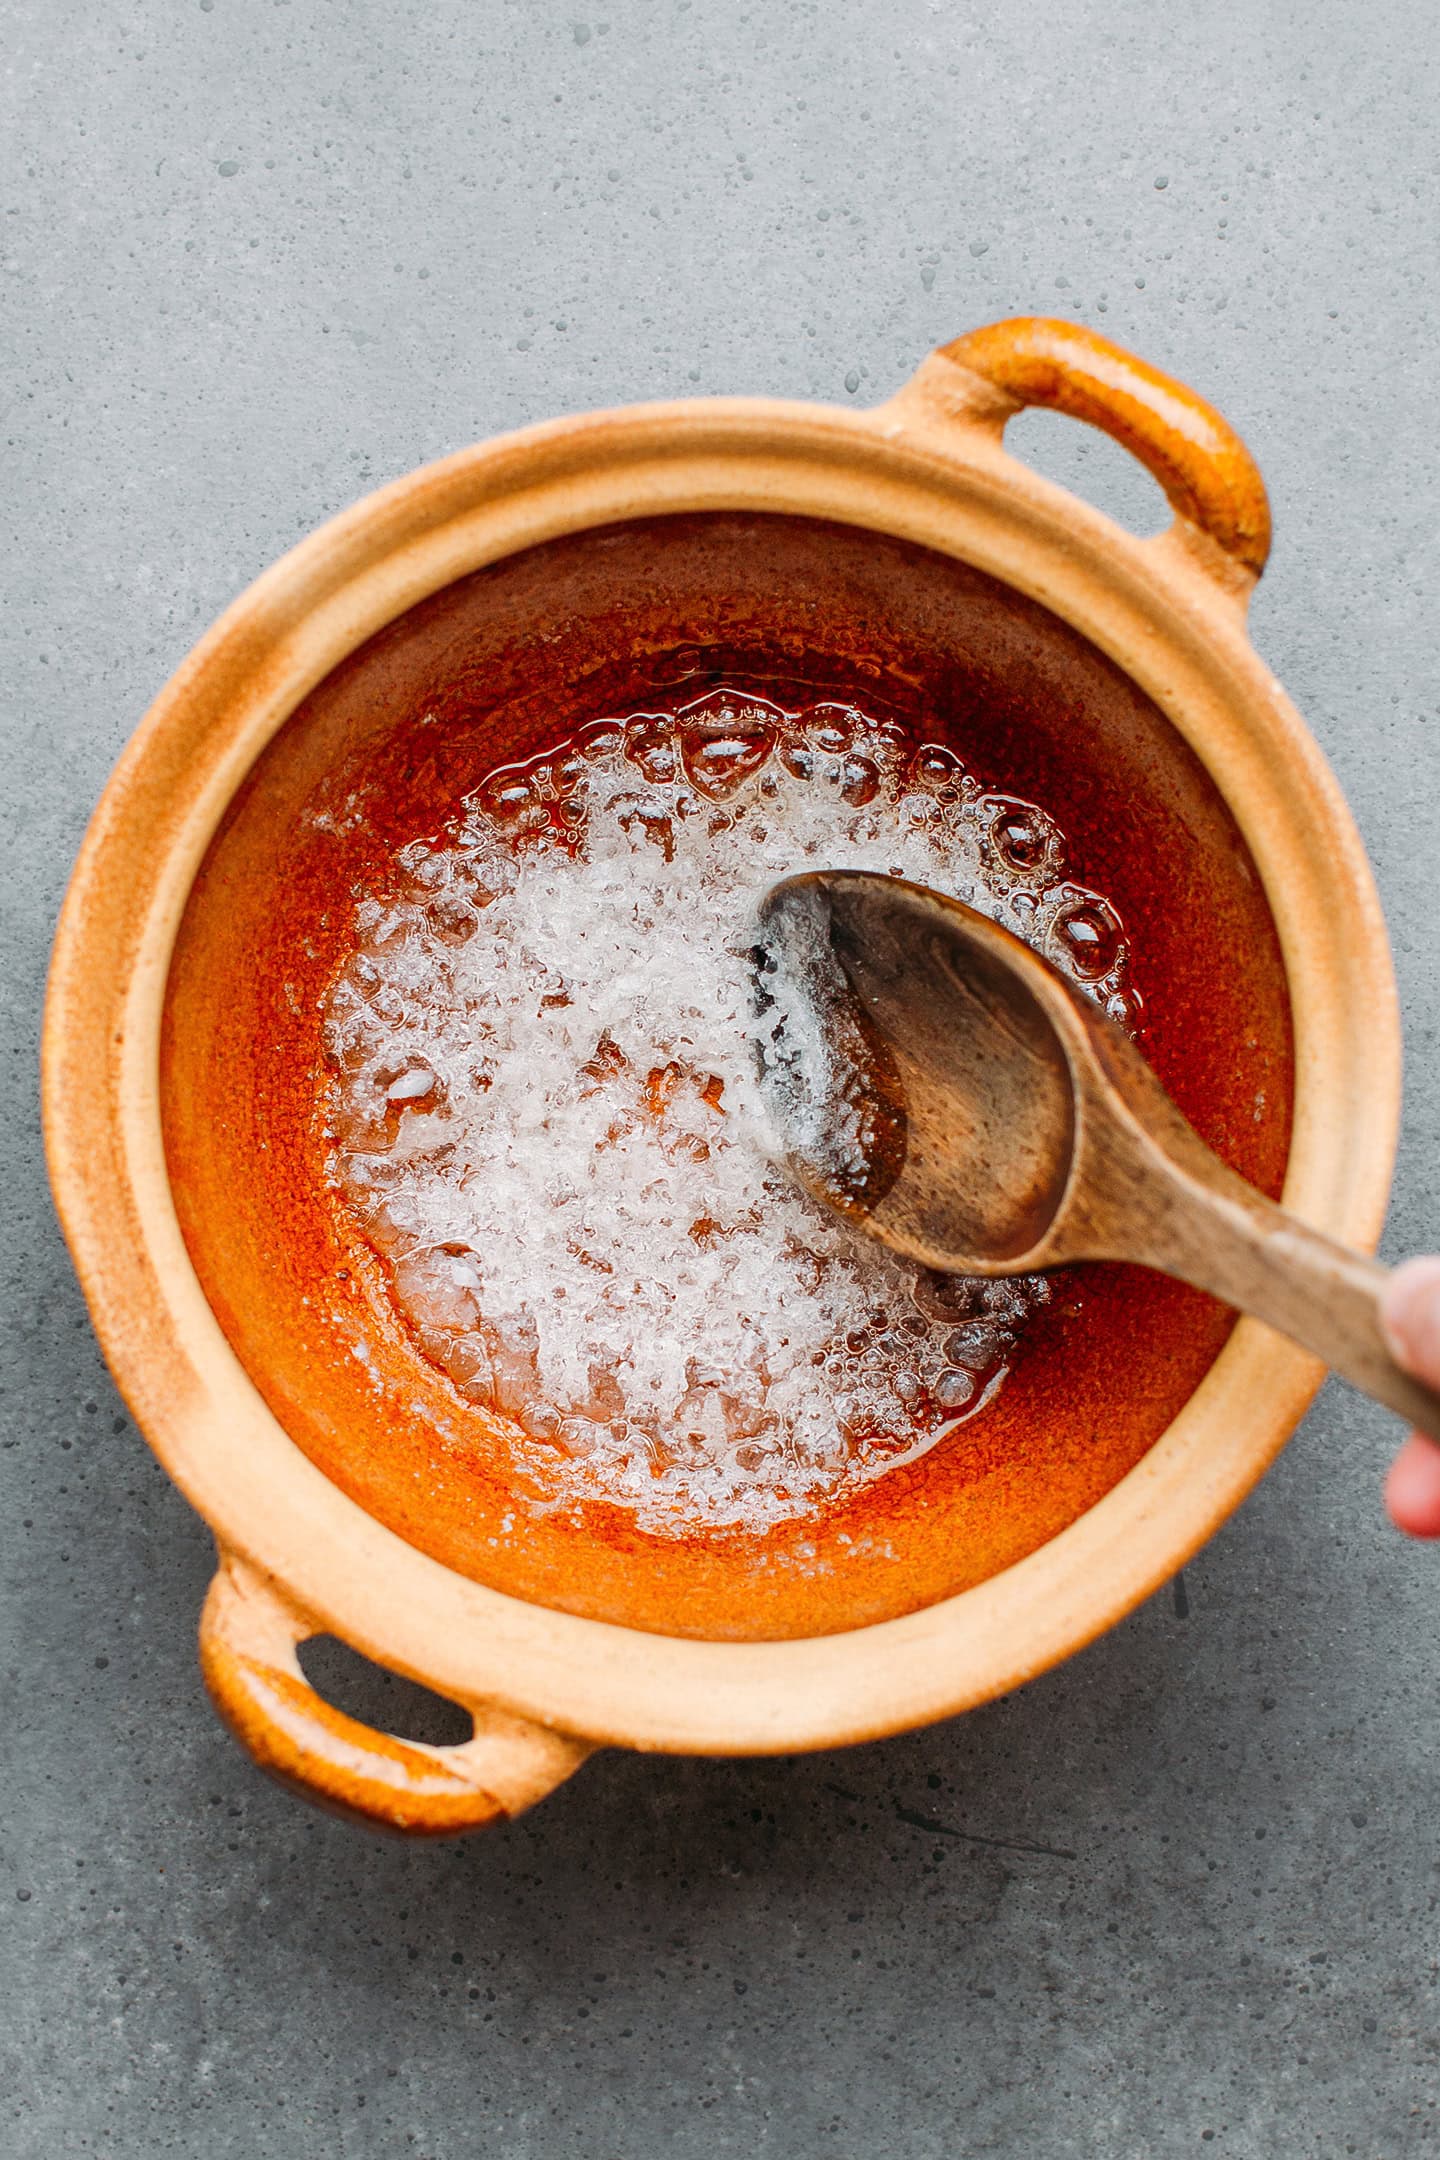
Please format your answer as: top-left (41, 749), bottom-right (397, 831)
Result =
top-left (43, 319), bottom-right (1398, 1833)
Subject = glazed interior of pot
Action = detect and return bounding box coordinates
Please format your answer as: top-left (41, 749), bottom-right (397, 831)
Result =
top-left (161, 512), bottom-right (1293, 1642)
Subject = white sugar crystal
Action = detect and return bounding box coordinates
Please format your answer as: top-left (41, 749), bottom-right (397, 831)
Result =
top-left (386, 1066), bottom-right (436, 1102)
top-left (323, 692), bottom-right (1130, 1535)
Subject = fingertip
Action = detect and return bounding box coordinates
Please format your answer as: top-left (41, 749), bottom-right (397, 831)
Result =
top-left (1384, 1432), bottom-right (1440, 1539)
top-left (1379, 1256), bottom-right (1440, 1373)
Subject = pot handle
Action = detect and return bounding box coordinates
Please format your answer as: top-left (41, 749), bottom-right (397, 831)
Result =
top-left (199, 1552), bottom-right (590, 1836)
top-left (939, 316), bottom-right (1272, 580)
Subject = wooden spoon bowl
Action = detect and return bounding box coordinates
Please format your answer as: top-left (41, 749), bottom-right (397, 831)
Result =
top-left (759, 872), bottom-right (1438, 1437)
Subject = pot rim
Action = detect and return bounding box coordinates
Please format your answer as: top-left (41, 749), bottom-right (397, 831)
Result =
top-left (42, 342), bottom-right (1399, 1757)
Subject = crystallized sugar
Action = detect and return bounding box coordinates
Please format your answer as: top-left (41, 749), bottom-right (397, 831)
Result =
top-left (322, 690), bottom-right (1134, 1535)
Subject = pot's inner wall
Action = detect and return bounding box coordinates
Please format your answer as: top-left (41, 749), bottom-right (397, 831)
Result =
top-left (161, 512), bottom-right (1293, 1642)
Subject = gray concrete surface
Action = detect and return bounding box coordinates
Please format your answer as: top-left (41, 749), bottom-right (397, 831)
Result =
top-left (4, 2), bottom-right (1440, 2153)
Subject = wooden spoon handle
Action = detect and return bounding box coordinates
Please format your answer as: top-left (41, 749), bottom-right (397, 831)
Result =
top-left (1073, 1016), bottom-right (1440, 1439)
top-left (1113, 1151), bottom-right (1440, 1441)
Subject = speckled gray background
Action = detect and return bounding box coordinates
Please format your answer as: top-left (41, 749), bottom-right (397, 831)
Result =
top-left (5, 2), bottom-right (1440, 2154)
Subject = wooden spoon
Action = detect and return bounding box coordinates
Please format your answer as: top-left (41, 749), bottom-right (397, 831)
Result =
top-left (755, 869), bottom-right (1440, 1439)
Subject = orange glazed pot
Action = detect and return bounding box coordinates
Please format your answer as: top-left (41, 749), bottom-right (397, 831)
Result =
top-left (43, 319), bottom-right (1399, 1834)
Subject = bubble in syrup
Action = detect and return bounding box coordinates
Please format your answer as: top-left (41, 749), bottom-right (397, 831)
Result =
top-left (473, 765), bottom-right (545, 828)
top-left (944, 1323), bottom-right (1005, 1369)
top-left (681, 719), bottom-right (776, 799)
top-left (910, 743), bottom-right (965, 791)
top-left (840, 755), bottom-right (880, 806)
top-left (1048, 890), bottom-right (1126, 982)
top-left (933, 1367), bottom-right (977, 1410)
top-left (427, 895), bottom-right (477, 944)
top-left (408, 848), bottom-right (446, 888)
top-left (577, 719), bottom-right (626, 762)
top-left (984, 795), bottom-right (1063, 883)
top-left (809, 706), bottom-right (855, 755)
top-left (779, 734), bottom-right (814, 781)
top-left (625, 717), bottom-right (679, 784)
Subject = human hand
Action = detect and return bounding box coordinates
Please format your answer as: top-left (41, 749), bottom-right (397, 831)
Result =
top-left (1379, 1257), bottom-right (1440, 1536)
